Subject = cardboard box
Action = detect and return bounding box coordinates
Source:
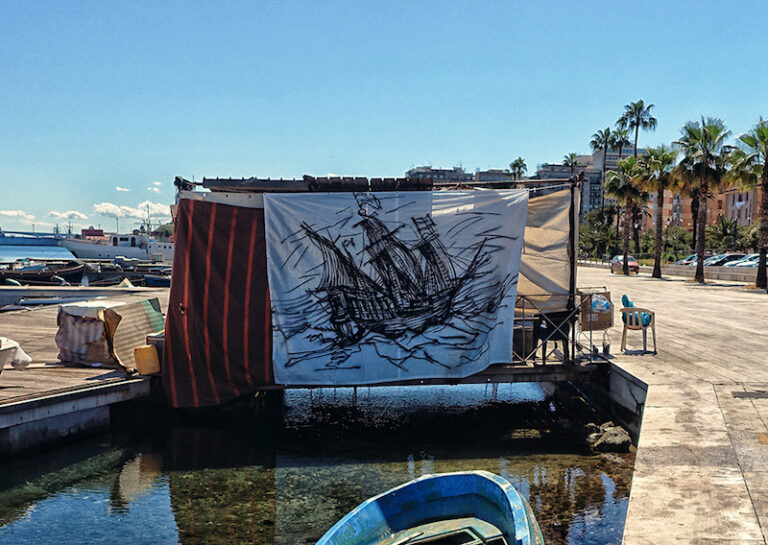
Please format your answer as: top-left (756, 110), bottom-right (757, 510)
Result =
top-left (578, 289), bottom-right (613, 331)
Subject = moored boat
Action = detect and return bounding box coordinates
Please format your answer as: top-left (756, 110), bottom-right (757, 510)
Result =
top-left (61, 232), bottom-right (173, 261)
top-left (316, 471), bottom-right (545, 545)
top-left (0, 260), bottom-right (88, 285)
top-left (143, 273), bottom-right (171, 287)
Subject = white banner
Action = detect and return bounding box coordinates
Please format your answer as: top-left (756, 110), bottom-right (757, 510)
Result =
top-left (264, 190), bottom-right (528, 385)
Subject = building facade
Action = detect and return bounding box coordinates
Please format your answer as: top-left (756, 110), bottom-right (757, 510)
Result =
top-left (405, 166), bottom-right (473, 184)
top-left (534, 160), bottom-right (603, 214)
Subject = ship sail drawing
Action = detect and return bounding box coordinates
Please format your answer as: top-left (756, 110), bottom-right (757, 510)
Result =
top-left (264, 191), bottom-right (528, 385)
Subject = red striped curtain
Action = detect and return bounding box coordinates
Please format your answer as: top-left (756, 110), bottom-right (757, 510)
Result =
top-left (163, 199), bottom-right (273, 408)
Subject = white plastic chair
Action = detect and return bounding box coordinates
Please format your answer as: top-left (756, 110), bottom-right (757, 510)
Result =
top-left (620, 307), bottom-right (656, 354)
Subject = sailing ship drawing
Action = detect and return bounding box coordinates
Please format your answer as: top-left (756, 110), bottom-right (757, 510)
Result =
top-left (268, 192), bottom-right (524, 376)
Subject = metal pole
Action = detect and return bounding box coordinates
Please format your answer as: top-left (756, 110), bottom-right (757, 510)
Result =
top-left (568, 180), bottom-right (578, 363)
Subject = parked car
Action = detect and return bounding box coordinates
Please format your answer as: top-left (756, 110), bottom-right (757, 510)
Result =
top-left (705, 253), bottom-right (745, 267)
top-left (611, 255), bottom-right (640, 274)
top-left (702, 254), bottom-right (724, 266)
top-left (674, 254), bottom-right (697, 265)
top-left (733, 254), bottom-right (760, 267)
top-left (685, 253), bottom-right (714, 265)
top-left (724, 254), bottom-right (759, 267)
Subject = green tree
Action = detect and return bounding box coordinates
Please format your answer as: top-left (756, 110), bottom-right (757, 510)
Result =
top-left (638, 145), bottom-right (678, 278)
top-left (631, 189), bottom-right (650, 256)
top-left (605, 157), bottom-right (643, 274)
top-left (728, 119), bottom-right (768, 289)
top-left (604, 202), bottom-right (620, 237)
top-left (664, 225), bottom-right (693, 260)
top-left (562, 152), bottom-right (580, 176)
top-left (706, 214), bottom-right (739, 252)
top-left (673, 117), bottom-right (733, 283)
top-left (739, 222), bottom-right (760, 252)
top-left (610, 128), bottom-right (631, 162)
top-left (590, 127), bottom-right (612, 208)
top-left (617, 100), bottom-right (658, 158)
top-left (580, 207), bottom-right (619, 257)
top-left (509, 157), bottom-right (527, 180)
top-left (152, 222), bottom-right (174, 240)
top-left (641, 227), bottom-right (656, 254)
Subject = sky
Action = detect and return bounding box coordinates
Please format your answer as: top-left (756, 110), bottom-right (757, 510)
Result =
top-left (1, 1), bottom-right (767, 233)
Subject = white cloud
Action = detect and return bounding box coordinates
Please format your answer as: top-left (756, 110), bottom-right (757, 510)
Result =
top-left (147, 186), bottom-right (161, 193)
top-left (93, 201), bottom-right (171, 220)
top-left (137, 200), bottom-right (171, 219)
top-left (152, 181), bottom-right (162, 186)
top-left (93, 202), bottom-right (124, 218)
top-left (116, 186), bottom-right (131, 192)
top-left (0, 210), bottom-right (35, 220)
top-left (48, 210), bottom-right (88, 220)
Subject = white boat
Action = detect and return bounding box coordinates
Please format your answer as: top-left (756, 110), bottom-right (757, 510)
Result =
top-left (61, 233), bottom-right (174, 261)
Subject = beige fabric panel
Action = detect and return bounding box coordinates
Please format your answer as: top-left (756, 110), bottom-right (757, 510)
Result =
top-left (518, 189), bottom-right (576, 311)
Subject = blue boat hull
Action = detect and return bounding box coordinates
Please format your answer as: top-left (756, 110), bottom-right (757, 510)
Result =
top-left (316, 471), bottom-right (544, 545)
top-left (144, 274), bottom-right (171, 287)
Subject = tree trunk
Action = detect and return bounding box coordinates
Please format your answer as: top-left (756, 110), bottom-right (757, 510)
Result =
top-left (691, 189), bottom-right (699, 252)
top-left (653, 185), bottom-right (664, 278)
top-left (623, 198), bottom-right (632, 275)
top-left (695, 188), bottom-right (708, 283)
top-left (633, 124), bottom-right (639, 158)
top-left (757, 165), bottom-right (768, 290)
top-left (632, 206), bottom-right (641, 255)
top-left (601, 150), bottom-right (607, 210)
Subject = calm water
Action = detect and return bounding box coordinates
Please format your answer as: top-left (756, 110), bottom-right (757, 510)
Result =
top-left (0, 244), bottom-right (75, 263)
top-left (0, 384), bottom-right (634, 545)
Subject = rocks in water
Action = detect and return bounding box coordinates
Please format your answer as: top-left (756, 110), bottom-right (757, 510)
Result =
top-left (585, 421), bottom-right (632, 452)
top-left (584, 422), bottom-right (600, 435)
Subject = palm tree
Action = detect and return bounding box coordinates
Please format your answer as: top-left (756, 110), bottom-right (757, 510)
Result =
top-left (604, 157), bottom-right (642, 274)
top-left (638, 145), bottom-right (679, 278)
top-left (728, 119), bottom-right (768, 289)
top-left (590, 127), bottom-right (612, 208)
top-left (604, 202), bottom-right (620, 237)
top-left (673, 117), bottom-right (733, 283)
top-left (610, 128), bottom-right (631, 161)
top-left (631, 188), bottom-right (650, 256)
top-left (563, 152), bottom-right (580, 176)
top-left (509, 157), bottom-right (527, 180)
top-left (617, 100), bottom-right (658, 157)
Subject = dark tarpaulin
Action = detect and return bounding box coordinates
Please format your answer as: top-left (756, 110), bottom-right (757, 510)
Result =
top-left (163, 199), bottom-right (273, 408)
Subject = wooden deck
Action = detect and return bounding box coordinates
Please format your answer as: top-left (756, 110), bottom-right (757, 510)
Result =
top-left (0, 288), bottom-right (169, 452)
top-left (579, 266), bottom-right (768, 544)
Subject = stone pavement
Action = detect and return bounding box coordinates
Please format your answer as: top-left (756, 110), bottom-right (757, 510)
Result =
top-left (579, 266), bottom-right (768, 544)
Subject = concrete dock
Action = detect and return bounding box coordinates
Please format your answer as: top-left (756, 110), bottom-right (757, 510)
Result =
top-left (0, 288), bottom-right (169, 452)
top-left (579, 266), bottom-right (768, 544)
top-left (2, 267), bottom-right (767, 543)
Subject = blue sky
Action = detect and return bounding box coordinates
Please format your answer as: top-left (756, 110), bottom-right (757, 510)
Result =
top-left (2, 1), bottom-right (767, 232)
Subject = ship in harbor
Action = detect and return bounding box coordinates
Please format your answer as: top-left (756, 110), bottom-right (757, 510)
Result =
top-left (61, 231), bottom-right (174, 261)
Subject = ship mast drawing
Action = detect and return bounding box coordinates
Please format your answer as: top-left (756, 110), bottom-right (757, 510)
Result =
top-left (273, 193), bottom-right (518, 371)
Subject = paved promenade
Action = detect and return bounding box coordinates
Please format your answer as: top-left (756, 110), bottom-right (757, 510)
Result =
top-left (579, 267), bottom-right (768, 544)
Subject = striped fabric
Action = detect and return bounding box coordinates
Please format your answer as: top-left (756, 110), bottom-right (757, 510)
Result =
top-left (163, 199), bottom-right (273, 408)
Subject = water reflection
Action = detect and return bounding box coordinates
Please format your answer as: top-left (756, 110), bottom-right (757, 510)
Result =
top-left (0, 384), bottom-right (634, 545)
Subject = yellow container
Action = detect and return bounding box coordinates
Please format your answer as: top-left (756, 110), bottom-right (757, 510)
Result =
top-left (133, 345), bottom-right (160, 375)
